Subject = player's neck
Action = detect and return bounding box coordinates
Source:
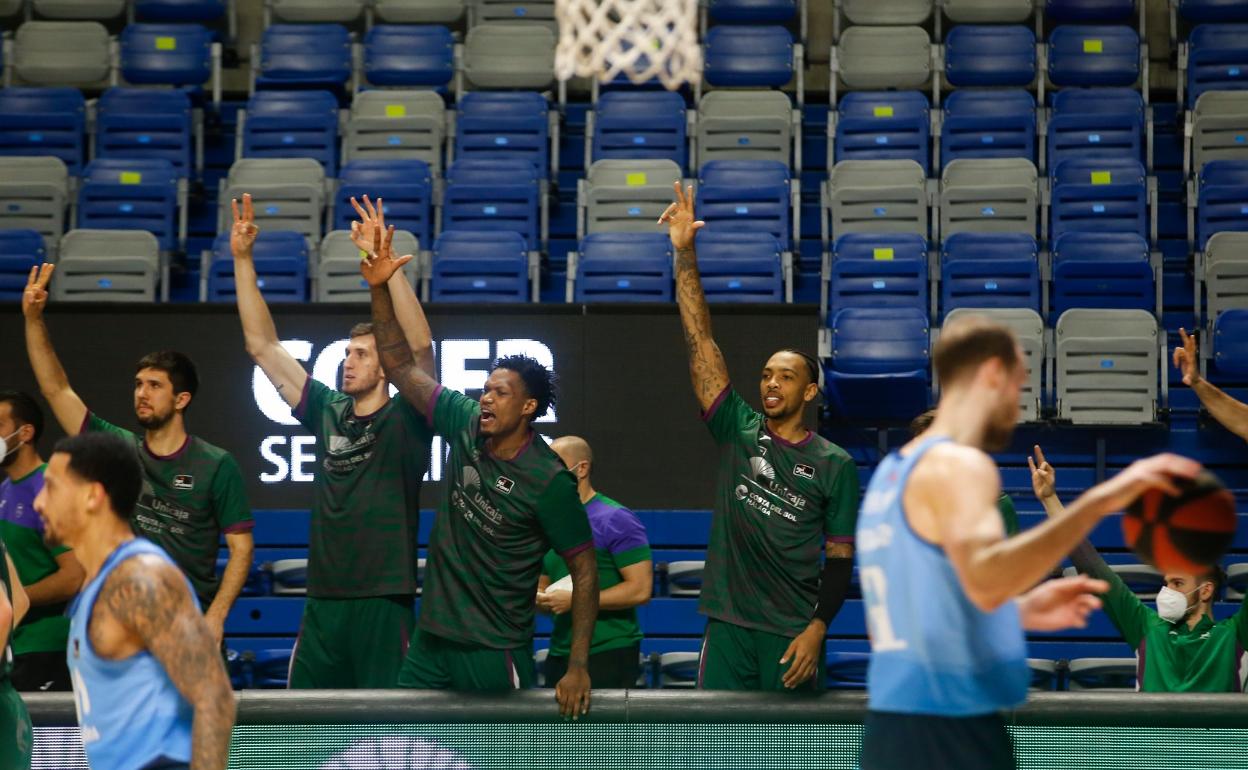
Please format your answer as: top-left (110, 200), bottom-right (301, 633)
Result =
top-left (928, 390), bottom-right (993, 449)
top-left (577, 481), bottom-right (597, 504)
top-left (73, 520), bottom-right (136, 585)
top-left (144, 416), bottom-right (189, 457)
top-left (765, 413), bottom-right (809, 444)
top-left (1186, 605), bottom-right (1213, 631)
top-left (2, 448), bottom-right (42, 482)
top-left (352, 382), bottom-right (390, 416)
top-left (486, 425), bottom-right (532, 461)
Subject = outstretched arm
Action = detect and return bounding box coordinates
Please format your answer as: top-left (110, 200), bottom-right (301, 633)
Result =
top-left (230, 194), bottom-right (309, 409)
top-left (22, 264), bottom-right (88, 434)
top-left (101, 558), bottom-right (235, 770)
top-left (1175, 327), bottom-right (1248, 441)
top-left (362, 241), bottom-right (440, 418)
top-left (555, 547), bottom-right (598, 718)
top-left (660, 182), bottom-right (729, 411)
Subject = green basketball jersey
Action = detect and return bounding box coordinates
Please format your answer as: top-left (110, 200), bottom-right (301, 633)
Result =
top-left (0, 538), bottom-right (13, 681)
top-left (700, 388), bottom-right (861, 637)
top-left (420, 387), bottom-right (593, 649)
top-left (295, 380), bottom-right (432, 598)
top-left (83, 414), bottom-right (252, 607)
top-left (0, 464), bottom-right (71, 655)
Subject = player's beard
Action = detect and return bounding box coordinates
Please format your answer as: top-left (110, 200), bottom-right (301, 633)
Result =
top-left (136, 407), bottom-right (175, 431)
top-left (981, 403), bottom-right (1017, 453)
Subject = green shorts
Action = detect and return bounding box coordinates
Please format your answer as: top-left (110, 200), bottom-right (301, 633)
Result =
top-left (398, 627), bottom-right (535, 691)
top-left (289, 595), bottom-right (415, 689)
top-left (697, 618), bottom-right (824, 692)
top-left (0, 680), bottom-right (31, 770)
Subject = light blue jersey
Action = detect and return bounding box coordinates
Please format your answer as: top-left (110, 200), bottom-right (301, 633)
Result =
top-left (857, 437), bottom-right (1029, 716)
top-left (67, 539), bottom-right (195, 770)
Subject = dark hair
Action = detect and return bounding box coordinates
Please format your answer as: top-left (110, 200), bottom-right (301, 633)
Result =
top-left (774, 348), bottom-right (820, 385)
top-left (135, 350), bottom-right (199, 407)
top-left (492, 354), bottom-right (556, 421)
top-left (349, 322), bottom-right (374, 339)
top-left (0, 390), bottom-right (44, 443)
top-left (53, 433), bottom-right (142, 520)
top-left (933, 315), bottom-right (1019, 387)
top-left (909, 409), bottom-right (937, 438)
top-left (1203, 565), bottom-right (1227, 600)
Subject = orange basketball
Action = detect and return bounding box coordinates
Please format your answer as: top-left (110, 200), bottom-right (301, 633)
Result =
top-left (1123, 470), bottom-right (1237, 574)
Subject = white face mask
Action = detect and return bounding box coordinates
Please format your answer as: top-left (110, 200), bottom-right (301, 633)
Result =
top-left (0, 430), bottom-right (22, 462)
top-left (1155, 584), bottom-right (1206, 624)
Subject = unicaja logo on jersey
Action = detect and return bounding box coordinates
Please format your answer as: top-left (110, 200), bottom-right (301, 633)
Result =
top-left (462, 466), bottom-right (481, 491)
top-left (735, 484), bottom-right (749, 500)
top-left (750, 456), bottom-right (776, 483)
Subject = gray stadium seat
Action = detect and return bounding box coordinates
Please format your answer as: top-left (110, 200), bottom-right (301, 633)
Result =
top-left (1190, 91), bottom-right (1248, 177)
top-left (944, 308), bottom-right (1044, 422)
top-left (266, 0), bottom-right (366, 23)
top-left (834, 26), bottom-right (932, 92)
top-left (941, 0), bottom-right (1034, 23)
top-left (219, 159), bottom-right (326, 250)
top-left (666, 560), bottom-right (705, 598)
top-left (344, 90), bottom-right (447, 174)
top-left (534, 648), bottom-right (549, 688)
top-left (824, 159), bottom-right (928, 243)
top-left (939, 159), bottom-right (1038, 240)
top-left (470, 0), bottom-right (556, 30)
top-left (1027, 658), bottom-right (1058, 691)
top-left (840, 0), bottom-right (932, 25)
top-left (580, 159), bottom-right (683, 237)
top-left (0, 0), bottom-right (22, 14)
top-left (271, 558), bottom-right (308, 595)
top-left (11, 21), bottom-right (112, 88)
top-left (52, 229), bottom-right (160, 302)
top-left (316, 229), bottom-right (420, 302)
top-left (1067, 658), bottom-right (1138, 691)
top-left (1202, 232), bottom-right (1248, 323)
top-left (0, 156), bottom-right (69, 258)
top-left (461, 24), bottom-right (556, 91)
top-left (1055, 309), bottom-right (1160, 425)
top-left (658, 652), bottom-right (700, 689)
top-left (1226, 563), bottom-right (1248, 601)
top-left (374, 0), bottom-right (464, 22)
top-left (31, 0), bottom-right (125, 19)
top-left (695, 90), bottom-right (795, 170)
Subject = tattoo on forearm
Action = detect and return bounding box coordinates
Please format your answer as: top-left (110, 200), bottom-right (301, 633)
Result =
top-left (371, 287), bottom-right (438, 412)
top-left (567, 550), bottom-right (599, 667)
top-left (673, 245), bottom-right (729, 403)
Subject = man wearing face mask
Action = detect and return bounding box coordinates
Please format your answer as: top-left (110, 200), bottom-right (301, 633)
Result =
top-left (1031, 445), bottom-right (1248, 691)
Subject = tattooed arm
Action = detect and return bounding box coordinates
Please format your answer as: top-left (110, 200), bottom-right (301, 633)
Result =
top-left (556, 547), bottom-right (599, 718)
top-left (362, 253), bottom-right (441, 418)
top-left (101, 557), bottom-right (235, 770)
top-left (659, 182), bottom-right (730, 411)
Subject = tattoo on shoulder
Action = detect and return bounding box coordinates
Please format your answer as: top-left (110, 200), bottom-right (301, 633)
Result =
top-left (98, 556), bottom-right (187, 638)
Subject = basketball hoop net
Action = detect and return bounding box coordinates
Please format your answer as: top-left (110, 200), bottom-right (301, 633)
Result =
top-left (554, 0), bottom-right (702, 90)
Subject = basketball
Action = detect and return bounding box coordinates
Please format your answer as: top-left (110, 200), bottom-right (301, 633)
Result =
top-left (1123, 470), bottom-right (1238, 574)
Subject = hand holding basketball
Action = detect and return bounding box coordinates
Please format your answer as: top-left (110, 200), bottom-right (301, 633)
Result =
top-left (1083, 453), bottom-right (1203, 520)
top-left (1124, 469), bottom-right (1237, 573)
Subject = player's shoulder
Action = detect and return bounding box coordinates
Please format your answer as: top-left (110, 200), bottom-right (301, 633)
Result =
top-left (804, 433), bottom-right (854, 465)
top-left (105, 551), bottom-right (189, 602)
top-left (911, 441), bottom-right (997, 484)
top-left (188, 435), bottom-right (241, 466)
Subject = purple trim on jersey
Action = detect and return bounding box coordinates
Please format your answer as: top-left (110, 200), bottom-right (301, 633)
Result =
top-left (489, 430), bottom-right (535, 463)
top-left (79, 410), bottom-right (92, 435)
top-left (700, 386), bottom-right (731, 422)
top-left (765, 425), bottom-right (815, 448)
top-left (586, 496), bottom-right (649, 554)
top-left (223, 521), bottom-right (255, 534)
top-left (558, 540), bottom-right (594, 560)
top-left (144, 433), bottom-right (191, 462)
top-left (827, 535), bottom-right (854, 544)
top-left (426, 384), bottom-right (444, 428)
top-left (292, 378), bottom-right (313, 420)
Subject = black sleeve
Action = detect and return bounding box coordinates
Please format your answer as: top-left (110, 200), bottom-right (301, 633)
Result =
top-left (812, 557), bottom-right (854, 625)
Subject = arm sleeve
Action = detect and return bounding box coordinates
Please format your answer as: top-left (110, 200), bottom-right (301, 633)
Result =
top-left (813, 557), bottom-right (854, 624)
top-left (211, 454), bottom-right (254, 533)
top-left (824, 458), bottom-right (861, 541)
top-left (293, 378), bottom-right (331, 435)
top-left (607, 509), bottom-right (652, 569)
top-left (431, 386), bottom-right (479, 439)
top-left (1070, 540), bottom-right (1151, 650)
top-left (81, 412), bottom-right (136, 442)
top-left (534, 471), bottom-right (593, 558)
top-left (996, 494), bottom-right (1020, 536)
top-left (701, 387), bottom-right (758, 445)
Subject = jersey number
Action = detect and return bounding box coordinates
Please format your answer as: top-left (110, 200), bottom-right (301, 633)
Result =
top-left (71, 668), bottom-right (91, 720)
top-left (860, 566), bottom-right (909, 652)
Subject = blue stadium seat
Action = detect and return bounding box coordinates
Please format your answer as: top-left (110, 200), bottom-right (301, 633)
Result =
top-left (574, 232), bottom-right (672, 302)
top-left (1197, 159), bottom-right (1248, 249)
top-left (430, 230), bottom-right (529, 303)
top-left (1046, 88), bottom-right (1144, 178)
top-left (834, 91), bottom-right (930, 175)
top-left (1187, 25), bottom-right (1248, 109)
top-left (1180, 0), bottom-right (1248, 23)
top-left (590, 91), bottom-right (688, 171)
top-left (693, 230), bottom-right (783, 302)
top-left (333, 159), bottom-right (433, 251)
top-left (1045, 0), bottom-right (1135, 22)
top-left (241, 90), bottom-right (340, 176)
top-left (207, 230), bottom-right (308, 302)
top-left (0, 229), bottom-right (46, 302)
top-left (1047, 25), bottom-right (1140, 88)
top-left (1050, 231), bottom-right (1154, 315)
top-left (695, 160), bottom-right (791, 251)
top-left (119, 23), bottom-right (213, 87)
top-left (453, 92), bottom-right (550, 179)
top-left (363, 24), bottom-right (454, 88)
top-left (442, 158), bottom-right (540, 250)
top-left (1049, 158), bottom-right (1147, 241)
top-left (0, 87), bottom-right (85, 175)
top-left (1213, 308), bottom-right (1248, 379)
top-left (76, 159), bottom-right (180, 251)
top-left (827, 233), bottom-right (928, 319)
top-left (255, 24), bottom-right (352, 91)
top-left (707, 0), bottom-right (797, 23)
top-left (939, 89), bottom-right (1036, 165)
top-left (944, 25), bottom-right (1036, 88)
top-left (95, 87), bottom-right (193, 178)
top-left (134, 0), bottom-right (226, 22)
top-left (703, 25), bottom-right (795, 88)
top-left (826, 307), bottom-right (930, 422)
top-left (252, 648), bottom-right (294, 688)
top-left (940, 232), bottom-right (1041, 316)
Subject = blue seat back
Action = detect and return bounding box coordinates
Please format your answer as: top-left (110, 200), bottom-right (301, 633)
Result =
top-left (454, 92), bottom-right (550, 179)
top-left (1051, 231), bottom-right (1153, 315)
top-left (120, 23), bottom-right (212, 86)
top-left (1047, 88), bottom-right (1144, 178)
top-left (1187, 24), bottom-right (1248, 108)
top-left (703, 26), bottom-right (794, 88)
top-left (431, 230), bottom-right (528, 303)
top-left (575, 232), bottom-right (673, 302)
top-left (1213, 308), bottom-right (1248, 380)
top-left (257, 24), bottom-right (352, 87)
top-left (1045, 0), bottom-right (1135, 22)
top-left (208, 230), bottom-right (308, 302)
top-left (592, 91), bottom-right (688, 170)
top-left (134, 0), bottom-right (226, 21)
top-left (944, 25), bottom-right (1036, 87)
top-left (940, 232), bottom-right (1041, 316)
top-left (1048, 25), bottom-right (1140, 87)
top-left (77, 158), bottom-right (180, 250)
top-left (695, 160), bottom-right (790, 251)
top-left (940, 89), bottom-right (1036, 165)
top-left (1180, 0), bottom-right (1248, 23)
top-left (0, 87), bottom-right (86, 175)
top-left (334, 159), bottom-right (433, 250)
top-left (1197, 159), bottom-right (1248, 249)
top-left (828, 238), bottom-right (928, 319)
top-left (830, 307), bottom-right (930, 374)
top-left (96, 87), bottom-right (193, 178)
top-left (442, 158), bottom-right (540, 250)
top-left (835, 91), bottom-right (930, 174)
top-left (0, 229), bottom-right (46, 301)
top-left (1050, 158), bottom-right (1147, 241)
top-left (243, 90), bottom-right (340, 176)
top-left (364, 25), bottom-right (454, 87)
top-left (707, 0), bottom-right (797, 23)
top-left (694, 230), bottom-right (783, 302)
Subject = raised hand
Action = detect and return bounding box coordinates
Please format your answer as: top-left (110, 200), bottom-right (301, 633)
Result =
top-left (1027, 445), bottom-right (1056, 502)
top-left (1173, 327), bottom-right (1200, 387)
top-left (1083, 453), bottom-right (1203, 518)
top-left (358, 225), bottom-right (413, 288)
top-left (658, 181), bottom-right (705, 251)
top-left (350, 195), bottom-right (388, 259)
top-left (230, 194), bottom-right (259, 259)
top-left (22, 263), bottom-right (54, 320)
top-left (1018, 575), bottom-right (1109, 632)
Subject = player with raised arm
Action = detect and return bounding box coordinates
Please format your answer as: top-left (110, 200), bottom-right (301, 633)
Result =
top-left (857, 314), bottom-right (1202, 770)
top-left (35, 432), bottom-right (234, 770)
top-left (360, 244), bottom-right (599, 717)
top-left (231, 193), bottom-right (434, 689)
top-left (22, 268), bottom-right (253, 647)
top-left (659, 182), bottom-right (859, 691)
top-left (0, 537), bottom-right (32, 768)
top-left (1174, 327), bottom-right (1248, 441)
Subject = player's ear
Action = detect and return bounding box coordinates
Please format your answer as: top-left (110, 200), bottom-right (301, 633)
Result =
top-left (803, 381), bottom-right (819, 404)
top-left (522, 398), bottom-right (537, 418)
top-left (174, 391), bottom-right (192, 413)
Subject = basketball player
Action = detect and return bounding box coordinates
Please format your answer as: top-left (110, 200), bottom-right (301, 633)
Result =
top-left (909, 409), bottom-right (1018, 534)
top-left (0, 534), bottom-right (32, 769)
top-left (22, 268), bottom-right (254, 645)
top-left (537, 436), bottom-right (651, 688)
top-left (1174, 327), bottom-right (1248, 441)
top-left (1031, 444), bottom-right (1248, 692)
top-left (231, 193), bottom-right (433, 688)
top-left (35, 432), bottom-right (234, 770)
top-left (857, 314), bottom-right (1203, 770)
top-left (660, 183), bottom-right (859, 691)
top-left (361, 242), bottom-right (598, 716)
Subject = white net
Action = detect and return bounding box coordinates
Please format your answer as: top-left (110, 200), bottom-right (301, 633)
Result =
top-left (554, 0), bottom-right (703, 90)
